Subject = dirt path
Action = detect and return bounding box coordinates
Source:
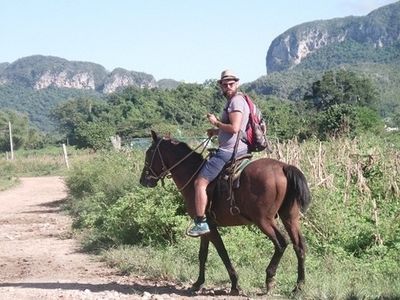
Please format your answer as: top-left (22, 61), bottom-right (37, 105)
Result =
top-left (0, 177), bottom-right (255, 300)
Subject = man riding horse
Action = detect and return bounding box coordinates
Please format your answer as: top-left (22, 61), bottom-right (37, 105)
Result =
top-left (188, 70), bottom-right (250, 237)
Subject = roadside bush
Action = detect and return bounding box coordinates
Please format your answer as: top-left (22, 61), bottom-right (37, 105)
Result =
top-left (100, 184), bottom-right (187, 246)
top-left (66, 150), bottom-right (140, 240)
top-left (66, 150), bottom-right (138, 201)
top-left (66, 150), bottom-right (188, 247)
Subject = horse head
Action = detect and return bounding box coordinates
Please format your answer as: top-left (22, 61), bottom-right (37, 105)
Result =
top-left (140, 130), bottom-right (205, 190)
top-left (139, 130), bottom-right (166, 188)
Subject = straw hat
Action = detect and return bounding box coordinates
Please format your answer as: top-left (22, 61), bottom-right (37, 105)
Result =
top-left (218, 69), bottom-right (239, 83)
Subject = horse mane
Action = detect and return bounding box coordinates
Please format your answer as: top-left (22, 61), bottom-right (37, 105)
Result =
top-left (165, 138), bottom-right (205, 165)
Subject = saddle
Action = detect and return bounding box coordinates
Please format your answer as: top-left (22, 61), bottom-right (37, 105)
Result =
top-left (220, 154), bottom-right (253, 189)
top-left (207, 148), bottom-right (252, 189)
top-left (207, 150), bottom-right (253, 216)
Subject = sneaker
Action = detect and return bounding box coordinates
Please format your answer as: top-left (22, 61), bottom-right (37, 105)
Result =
top-left (187, 220), bottom-right (210, 237)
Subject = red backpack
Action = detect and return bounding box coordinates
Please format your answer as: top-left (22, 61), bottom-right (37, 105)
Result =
top-left (241, 93), bottom-right (270, 152)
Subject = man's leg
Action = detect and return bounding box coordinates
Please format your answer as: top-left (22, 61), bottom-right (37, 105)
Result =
top-left (187, 176), bottom-right (210, 237)
top-left (194, 176), bottom-right (209, 218)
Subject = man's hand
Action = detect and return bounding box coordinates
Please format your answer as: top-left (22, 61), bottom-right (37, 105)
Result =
top-left (206, 128), bottom-right (218, 138)
top-left (207, 113), bottom-right (218, 126)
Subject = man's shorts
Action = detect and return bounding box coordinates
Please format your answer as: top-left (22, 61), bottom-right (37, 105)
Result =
top-left (198, 149), bottom-right (247, 182)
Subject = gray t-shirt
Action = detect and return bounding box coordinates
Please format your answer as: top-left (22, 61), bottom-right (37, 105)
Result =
top-left (218, 93), bottom-right (249, 153)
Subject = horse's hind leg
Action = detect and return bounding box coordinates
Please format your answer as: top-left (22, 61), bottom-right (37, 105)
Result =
top-left (207, 228), bottom-right (239, 295)
top-left (257, 219), bottom-right (288, 292)
top-left (191, 236), bottom-right (209, 291)
top-left (281, 212), bottom-right (306, 292)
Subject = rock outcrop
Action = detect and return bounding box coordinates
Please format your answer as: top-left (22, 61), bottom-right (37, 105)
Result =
top-left (33, 71), bottom-right (96, 90)
top-left (102, 68), bottom-right (156, 93)
top-left (266, 1), bottom-right (400, 73)
top-left (0, 55), bottom-right (157, 94)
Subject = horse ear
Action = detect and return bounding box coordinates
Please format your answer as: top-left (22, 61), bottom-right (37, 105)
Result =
top-left (151, 130), bottom-right (158, 142)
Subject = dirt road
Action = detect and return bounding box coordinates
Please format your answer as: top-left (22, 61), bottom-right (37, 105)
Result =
top-left (0, 177), bottom-right (253, 300)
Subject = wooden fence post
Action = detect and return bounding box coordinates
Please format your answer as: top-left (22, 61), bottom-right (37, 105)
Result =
top-left (8, 121), bottom-right (14, 160)
top-left (62, 143), bottom-right (70, 169)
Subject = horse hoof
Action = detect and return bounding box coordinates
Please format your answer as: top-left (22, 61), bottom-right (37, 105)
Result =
top-left (230, 288), bottom-right (240, 296)
top-left (190, 282), bottom-right (203, 292)
top-left (292, 281), bottom-right (304, 294)
top-left (266, 278), bottom-right (276, 292)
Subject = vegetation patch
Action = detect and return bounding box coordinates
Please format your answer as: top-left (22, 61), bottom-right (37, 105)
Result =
top-left (0, 175), bottom-right (19, 191)
top-left (65, 134), bottom-right (400, 298)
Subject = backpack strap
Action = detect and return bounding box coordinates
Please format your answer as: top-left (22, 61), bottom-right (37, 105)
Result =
top-left (238, 93), bottom-right (256, 145)
top-left (242, 93), bottom-right (255, 115)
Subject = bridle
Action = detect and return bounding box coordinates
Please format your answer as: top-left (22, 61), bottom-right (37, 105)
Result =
top-left (144, 137), bottom-right (211, 191)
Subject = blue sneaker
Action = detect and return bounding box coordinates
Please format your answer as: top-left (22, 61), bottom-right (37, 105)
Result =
top-left (187, 219), bottom-right (210, 237)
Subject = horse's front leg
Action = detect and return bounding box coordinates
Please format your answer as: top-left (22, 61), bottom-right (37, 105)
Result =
top-left (208, 227), bottom-right (239, 295)
top-left (191, 235), bottom-right (209, 292)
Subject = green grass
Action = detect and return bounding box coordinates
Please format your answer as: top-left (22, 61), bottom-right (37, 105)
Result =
top-left (0, 175), bottom-right (19, 191)
top-left (100, 235), bottom-right (400, 299)
top-left (0, 146), bottom-right (94, 189)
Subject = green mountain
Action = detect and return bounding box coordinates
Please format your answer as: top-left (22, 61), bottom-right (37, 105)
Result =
top-left (0, 84), bottom-right (103, 132)
top-left (248, 1), bottom-right (400, 119)
top-left (266, 1), bottom-right (400, 73)
top-left (0, 55), bottom-right (157, 93)
top-left (245, 62), bottom-right (400, 117)
top-left (0, 55), bottom-right (181, 131)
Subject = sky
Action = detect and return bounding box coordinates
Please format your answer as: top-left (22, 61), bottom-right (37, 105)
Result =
top-left (0, 0), bottom-right (398, 83)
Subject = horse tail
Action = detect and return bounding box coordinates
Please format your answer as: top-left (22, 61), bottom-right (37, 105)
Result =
top-left (282, 165), bottom-right (311, 213)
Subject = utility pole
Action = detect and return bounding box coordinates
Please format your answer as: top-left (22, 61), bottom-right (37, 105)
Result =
top-left (8, 121), bottom-right (14, 160)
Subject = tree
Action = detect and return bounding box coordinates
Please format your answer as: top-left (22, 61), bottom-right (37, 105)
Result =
top-left (306, 69), bottom-right (378, 111)
top-left (51, 97), bottom-right (108, 145)
top-left (75, 121), bottom-right (116, 151)
top-left (0, 110), bottom-right (29, 151)
top-left (392, 113), bottom-right (400, 128)
top-left (305, 69), bottom-right (382, 138)
top-left (259, 97), bottom-right (311, 141)
top-left (24, 128), bottom-right (46, 150)
top-left (106, 84), bottom-right (221, 138)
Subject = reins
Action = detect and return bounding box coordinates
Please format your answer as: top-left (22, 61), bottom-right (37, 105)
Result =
top-left (147, 137), bottom-right (211, 191)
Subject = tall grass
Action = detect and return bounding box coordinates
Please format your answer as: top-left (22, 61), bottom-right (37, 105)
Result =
top-left (0, 145), bottom-right (94, 189)
top-left (0, 175), bottom-right (19, 191)
top-left (65, 133), bottom-right (400, 298)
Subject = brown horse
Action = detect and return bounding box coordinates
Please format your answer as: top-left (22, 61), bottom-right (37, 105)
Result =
top-left (140, 130), bottom-right (311, 294)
